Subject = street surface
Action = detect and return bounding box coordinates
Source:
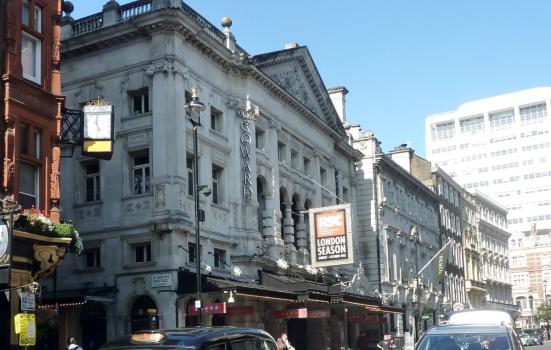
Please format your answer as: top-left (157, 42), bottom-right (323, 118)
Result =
top-left (527, 342), bottom-right (551, 350)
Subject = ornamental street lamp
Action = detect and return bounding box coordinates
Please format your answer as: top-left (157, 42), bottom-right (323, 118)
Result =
top-left (411, 225), bottom-right (420, 343)
top-left (185, 87), bottom-right (206, 327)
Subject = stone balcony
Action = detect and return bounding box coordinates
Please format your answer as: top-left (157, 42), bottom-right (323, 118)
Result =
top-left (465, 279), bottom-right (487, 293)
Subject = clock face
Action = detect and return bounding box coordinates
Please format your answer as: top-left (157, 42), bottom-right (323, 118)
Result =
top-left (84, 113), bottom-right (111, 139)
top-left (83, 105), bottom-right (112, 139)
top-left (0, 223), bottom-right (8, 259)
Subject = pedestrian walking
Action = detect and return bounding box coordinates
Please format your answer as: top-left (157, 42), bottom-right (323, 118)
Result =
top-left (67, 337), bottom-right (83, 350)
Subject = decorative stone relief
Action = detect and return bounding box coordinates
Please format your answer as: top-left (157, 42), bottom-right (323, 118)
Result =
top-left (154, 184), bottom-right (166, 210)
top-left (226, 95), bottom-right (241, 109)
top-left (50, 147), bottom-right (61, 200)
top-left (269, 67), bottom-right (318, 112)
top-left (268, 118), bottom-right (282, 131)
top-left (145, 58), bottom-right (189, 78)
top-left (33, 244), bottom-right (66, 279)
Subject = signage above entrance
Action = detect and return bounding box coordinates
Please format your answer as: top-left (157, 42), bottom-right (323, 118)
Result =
top-left (272, 308), bottom-right (308, 319)
top-left (188, 302), bottom-right (227, 316)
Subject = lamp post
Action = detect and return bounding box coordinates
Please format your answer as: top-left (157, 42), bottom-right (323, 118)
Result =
top-left (411, 226), bottom-right (420, 343)
top-left (545, 280), bottom-right (548, 307)
top-left (185, 87), bottom-right (206, 326)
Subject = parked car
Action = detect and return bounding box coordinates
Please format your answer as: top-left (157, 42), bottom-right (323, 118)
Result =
top-left (415, 324), bottom-right (525, 350)
top-left (520, 333), bottom-right (537, 346)
top-left (100, 327), bottom-right (278, 350)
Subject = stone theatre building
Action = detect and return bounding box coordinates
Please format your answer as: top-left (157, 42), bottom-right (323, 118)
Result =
top-left (40, 1), bottom-right (402, 349)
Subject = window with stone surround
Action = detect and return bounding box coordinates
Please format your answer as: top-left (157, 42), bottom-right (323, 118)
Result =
top-left (130, 88), bottom-right (150, 115)
top-left (132, 151), bottom-right (150, 195)
top-left (84, 247), bottom-right (101, 269)
top-left (133, 242), bottom-right (152, 263)
top-left (212, 165), bottom-right (223, 205)
top-left (84, 161), bottom-right (100, 202)
top-left (210, 106), bottom-right (222, 132)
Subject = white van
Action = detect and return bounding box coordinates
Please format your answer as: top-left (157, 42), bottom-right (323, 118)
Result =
top-left (447, 309), bottom-right (516, 326)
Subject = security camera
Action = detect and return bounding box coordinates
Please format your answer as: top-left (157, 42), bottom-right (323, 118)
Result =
top-left (202, 187), bottom-right (212, 197)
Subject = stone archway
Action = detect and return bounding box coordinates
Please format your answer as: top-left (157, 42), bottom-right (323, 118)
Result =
top-left (130, 295), bottom-right (157, 332)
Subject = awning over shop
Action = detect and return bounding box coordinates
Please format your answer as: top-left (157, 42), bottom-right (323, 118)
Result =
top-left (178, 270), bottom-right (404, 315)
top-left (38, 286), bottom-right (116, 309)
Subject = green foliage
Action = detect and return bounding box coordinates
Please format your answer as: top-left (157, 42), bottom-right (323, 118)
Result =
top-left (537, 304), bottom-right (551, 322)
top-left (16, 209), bottom-right (83, 255)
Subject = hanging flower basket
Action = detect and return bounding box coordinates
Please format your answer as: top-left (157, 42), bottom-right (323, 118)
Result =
top-left (14, 208), bottom-right (83, 254)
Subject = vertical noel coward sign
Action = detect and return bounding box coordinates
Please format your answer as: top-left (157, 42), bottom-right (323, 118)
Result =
top-left (236, 110), bottom-right (253, 199)
top-left (309, 203), bottom-right (354, 267)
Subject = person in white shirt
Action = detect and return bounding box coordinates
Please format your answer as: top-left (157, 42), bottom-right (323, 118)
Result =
top-left (67, 337), bottom-right (83, 350)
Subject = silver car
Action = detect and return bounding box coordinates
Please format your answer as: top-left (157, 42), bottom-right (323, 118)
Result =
top-left (415, 324), bottom-right (525, 350)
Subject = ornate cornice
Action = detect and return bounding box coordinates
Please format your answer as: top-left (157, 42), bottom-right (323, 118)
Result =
top-left (62, 7), bottom-right (353, 157)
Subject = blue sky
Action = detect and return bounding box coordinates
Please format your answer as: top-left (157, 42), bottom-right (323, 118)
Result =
top-left (71, 1), bottom-right (551, 156)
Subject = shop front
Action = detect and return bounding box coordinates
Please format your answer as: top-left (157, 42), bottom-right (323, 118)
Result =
top-left (178, 271), bottom-right (404, 350)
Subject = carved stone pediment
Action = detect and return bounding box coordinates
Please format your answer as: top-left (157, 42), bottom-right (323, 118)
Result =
top-left (252, 46), bottom-right (346, 137)
top-left (267, 66), bottom-right (320, 114)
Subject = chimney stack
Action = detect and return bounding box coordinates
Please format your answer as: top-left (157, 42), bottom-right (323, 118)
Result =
top-left (328, 86), bottom-right (349, 123)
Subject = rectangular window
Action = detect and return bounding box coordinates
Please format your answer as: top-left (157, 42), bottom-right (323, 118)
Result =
top-left (85, 162), bottom-right (100, 202)
top-left (210, 106), bottom-right (222, 132)
top-left (34, 128), bottom-right (41, 159)
top-left (20, 123), bottom-right (29, 156)
top-left (213, 248), bottom-right (226, 269)
top-left (131, 89), bottom-right (149, 115)
top-left (303, 157), bottom-right (311, 176)
top-left (291, 149), bottom-right (299, 168)
top-left (19, 162), bottom-right (39, 209)
top-left (22, 0), bottom-right (30, 26)
top-left (212, 165), bottom-right (222, 204)
top-left (460, 116), bottom-right (484, 135)
top-left (489, 110), bottom-right (514, 130)
top-left (33, 4), bottom-right (41, 32)
top-left (255, 128), bottom-right (265, 150)
top-left (132, 152), bottom-right (150, 195)
top-left (134, 242), bottom-right (152, 263)
top-left (84, 248), bottom-right (101, 268)
top-left (188, 242), bottom-right (196, 263)
top-left (320, 167), bottom-right (327, 187)
top-left (432, 121), bottom-right (455, 141)
top-left (278, 142), bottom-right (286, 162)
top-left (520, 103), bottom-right (547, 125)
top-left (187, 156), bottom-right (194, 196)
top-left (185, 90), bottom-right (192, 117)
top-left (21, 32), bottom-right (41, 84)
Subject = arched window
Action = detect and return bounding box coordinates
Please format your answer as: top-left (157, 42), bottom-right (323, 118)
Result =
top-left (131, 295), bottom-right (157, 332)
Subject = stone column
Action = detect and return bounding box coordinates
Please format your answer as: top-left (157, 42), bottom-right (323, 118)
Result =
top-left (261, 118), bottom-right (284, 258)
top-left (295, 206), bottom-right (307, 250)
top-left (312, 152), bottom-right (322, 207)
top-left (283, 201), bottom-right (295, 246)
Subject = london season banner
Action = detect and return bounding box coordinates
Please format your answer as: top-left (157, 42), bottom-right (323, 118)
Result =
top-left (309, 203), bottom-right (354, 267)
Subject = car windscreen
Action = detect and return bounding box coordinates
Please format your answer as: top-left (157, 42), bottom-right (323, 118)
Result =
top-left (416, 333), bottom-right (511, 350)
